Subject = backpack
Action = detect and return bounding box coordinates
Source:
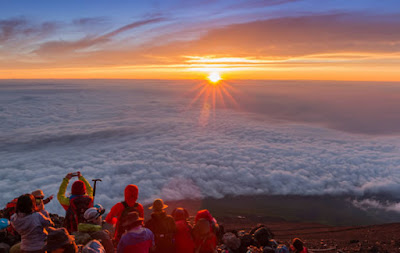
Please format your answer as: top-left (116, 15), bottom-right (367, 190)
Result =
top-left (115, 201), bottom-right (139, 243)
top-left (2, 198), bottom-right (18, 236)
top-left (2, 198), bottom-right (18, 220)
top-left (146, 213), bottom-right (176, 253)
top-left (64, 195), bottom-right (93, 233)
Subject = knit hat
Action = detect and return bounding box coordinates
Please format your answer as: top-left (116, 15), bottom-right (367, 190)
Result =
top-left (121, 211), bottom-right (144, 228)
top-left (31, 189), bottom-right (45, 198)
top-left (149, 199), bottom-right (168, 211)
top-left (84, 207), bottom-right (105, 222)
top-left (71, 180), bottom-right (86, 195)
top-left (45, 227), bottom-right (75, 251)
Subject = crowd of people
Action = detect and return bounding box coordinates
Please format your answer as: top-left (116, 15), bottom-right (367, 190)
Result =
top-left (0, 172), bottom-right (309, 253)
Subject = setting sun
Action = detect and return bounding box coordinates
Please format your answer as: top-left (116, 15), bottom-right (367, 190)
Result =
top-left (208, 72), bottom-right (222, 83)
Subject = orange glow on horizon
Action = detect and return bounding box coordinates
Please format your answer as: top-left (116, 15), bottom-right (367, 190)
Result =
top-left (1, 53), bottom-right (400, 81)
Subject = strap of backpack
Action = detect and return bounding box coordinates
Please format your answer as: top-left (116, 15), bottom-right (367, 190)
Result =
top-left (121, 201), bottom-right (128, 209)
top-left (121, 201), bottom-right (138, 213)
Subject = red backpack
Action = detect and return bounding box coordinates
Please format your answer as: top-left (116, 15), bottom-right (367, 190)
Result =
top-left (3, 198), bottom-right (18, 219)
top-left (63, 195), bottom-right (93, 233)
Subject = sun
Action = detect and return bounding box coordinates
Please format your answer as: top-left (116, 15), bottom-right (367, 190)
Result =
top-left (207, 72), bottom-right (222, 84)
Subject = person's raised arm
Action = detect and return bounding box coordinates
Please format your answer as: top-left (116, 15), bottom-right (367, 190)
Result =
top-left (57, 173), bottom-right (72, 209)
top-left (43, 194), bottom-right (53, 205)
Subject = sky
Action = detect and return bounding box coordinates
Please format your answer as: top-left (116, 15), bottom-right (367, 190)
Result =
top-left (1, 0), bottom-right (400, 80)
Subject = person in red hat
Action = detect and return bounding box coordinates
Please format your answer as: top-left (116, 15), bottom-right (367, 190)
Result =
top-left (105, 184), bottom-right (144, 245)
top-left (193, 209), bottom-right (219, 253)
top-left (57, 171), bottom-right (93, 233)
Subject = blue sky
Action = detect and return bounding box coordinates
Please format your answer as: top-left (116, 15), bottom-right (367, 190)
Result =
top-left (3, 0), bottom-right (399, 24)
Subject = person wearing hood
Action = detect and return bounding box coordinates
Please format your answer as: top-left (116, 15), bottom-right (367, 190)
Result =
top-left (57, 172), bottom-right (93, 211)
top-left (145, 199), bottom-right (176, 253)
top-left (74, 206), bottom-right (113, 253)
top-left (105, 184), bottom-right (144, 244)
top-left (10, 194), bottom-right (54, 253)
top-left (193, 209), bottom-right (219, 253)
top-left (58, 172), bottom-right (93, 233)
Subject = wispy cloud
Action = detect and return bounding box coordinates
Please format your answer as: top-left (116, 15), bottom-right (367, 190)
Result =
top-left (0, 17), bottom-right (58, 44)
top-left (150, 13), bottom-right (400, 58)
top-left (72, 17), bottom-right (109, 27)
top-left (33, 17), bottom-right (166, 57)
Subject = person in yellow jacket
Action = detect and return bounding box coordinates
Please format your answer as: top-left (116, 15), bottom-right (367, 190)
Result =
top-left (58, 171), bottom-right (94, 232)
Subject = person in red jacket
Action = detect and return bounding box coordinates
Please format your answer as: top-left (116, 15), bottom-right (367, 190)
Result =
top-left (193, 209), bottom-right (219, 253)
top-left (105, 184), bottom-right (144, 244)
top-left (171, 207), bottom-right (195, 253)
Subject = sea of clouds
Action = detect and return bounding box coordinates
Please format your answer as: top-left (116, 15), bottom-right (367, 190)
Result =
top-left (0, 80), bottom-right (399, 215)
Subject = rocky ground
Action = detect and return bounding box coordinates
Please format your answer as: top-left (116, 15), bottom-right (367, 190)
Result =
top-left (218, 215), bottom-right (400, 253)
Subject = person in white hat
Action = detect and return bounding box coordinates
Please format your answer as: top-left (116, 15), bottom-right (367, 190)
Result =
top-left (74, 206), bottom-right (113, 253)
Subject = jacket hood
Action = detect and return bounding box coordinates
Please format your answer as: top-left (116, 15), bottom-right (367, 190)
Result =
top-left (124, 185), bottom-right (138, 206)
top-left (72, 180), bottom-right (86, 195)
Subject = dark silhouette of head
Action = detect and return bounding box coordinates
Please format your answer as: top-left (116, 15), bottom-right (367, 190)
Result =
top-left (16, 194), bottom-right (36, 215)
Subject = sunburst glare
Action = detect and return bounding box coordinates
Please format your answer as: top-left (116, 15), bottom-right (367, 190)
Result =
top-left (187, 77), bottom-right (240, 127)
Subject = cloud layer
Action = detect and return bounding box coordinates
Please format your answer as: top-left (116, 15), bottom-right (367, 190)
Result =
top-left (0, 80), bottom-right (399, 215)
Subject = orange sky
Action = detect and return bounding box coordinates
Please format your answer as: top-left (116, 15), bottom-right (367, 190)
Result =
top-left (1, 11), bottom-right (400, 81)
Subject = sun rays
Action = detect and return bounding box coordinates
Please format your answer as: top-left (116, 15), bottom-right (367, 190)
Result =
top-left (186, 74), bottom-right (240, 127)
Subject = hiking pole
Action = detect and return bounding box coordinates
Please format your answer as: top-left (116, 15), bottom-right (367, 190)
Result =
top-left (92, 179), bottom-right (102, 202)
